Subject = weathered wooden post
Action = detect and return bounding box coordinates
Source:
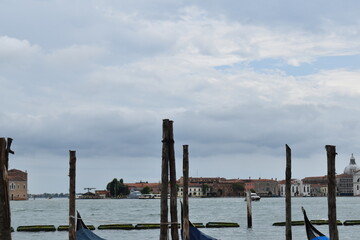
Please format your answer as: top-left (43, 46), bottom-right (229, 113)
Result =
top-left (182, 145), bottom-right (189, 240)
top-left (285, 144), bottom-right (292, 240)
top-left (168, 121), bottom-right (179, 240)
top-left (69, 150), bottom-right (76, 240)
top-left (0, 138), bottom-right (13, 240)
top-left (326, 145), bottom-right (339, 240)
top-left (246, 190), bottom-right (252, 228)
top-left (160, 119), bottom-right (170, 240)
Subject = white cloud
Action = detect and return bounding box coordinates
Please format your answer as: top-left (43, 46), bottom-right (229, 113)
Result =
top-left (0, 36), bottom-right (41, 64)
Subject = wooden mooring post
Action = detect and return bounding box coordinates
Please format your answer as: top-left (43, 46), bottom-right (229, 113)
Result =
top-left (0, 138), bottom-right (14, 240)
top-left (160, 119), bottom-right (170, 240)
top-left (160, 119), bottom-right (179, 240)
top-left (168, 121), bottom-right (179, 240)
top-left (69, 150), bottom-right (77, 240)
top-left (326, 145), bottom-right (339, 240)
top-left (246, 190), bottom-right (252, 228)
top-left (182, 145), bottom-right (189, 240)
top-left (285, 144), bottom-right (292, 240)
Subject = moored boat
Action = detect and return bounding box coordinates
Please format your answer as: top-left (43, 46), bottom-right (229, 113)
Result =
top-left (127, 190), bottom-right (142, 199)
top-left (76, 211), bottom-right (106, 240)
top-left (139, 193), bottom-right (161, 199)
top-left (244, 192), bottom-right (261, 201)
top-left (302, 207), bottom-right (329, 240)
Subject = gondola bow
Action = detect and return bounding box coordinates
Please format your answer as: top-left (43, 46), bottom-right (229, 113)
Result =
top-left (302, 207), bottom-right (329, 240)
top-left (76, 211), bottom-right (106, 240)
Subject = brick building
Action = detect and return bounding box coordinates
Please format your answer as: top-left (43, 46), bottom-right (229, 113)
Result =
top-left (8, 169), bottom-right (28, 200)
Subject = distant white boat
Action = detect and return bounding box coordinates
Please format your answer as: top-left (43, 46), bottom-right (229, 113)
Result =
top-left (139, 193), bottom-right (161, 199)
top-left (245, 192), bottom-right (261, 201)
top-left (127, 190), bottom-right (142, 199)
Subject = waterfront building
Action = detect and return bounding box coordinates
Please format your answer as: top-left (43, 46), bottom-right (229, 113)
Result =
top-left (340, 154), bottom-right (360, 196)
top-left (302, 175), bottom-right (328, 185)
top-left (8, 169), bottom-right (28, 200)
top-left (126, 182), bottom-right (161, 194)
top-left (211, 179), bottom-right (245, 197)
top-left (353, 170), bottom-right (360, 196)
top-left (310, 184), bottom-right (328, 197)
top-left (344, 153), bottom-right (360, 175)
top-left (178, 184), bottom-right (205, 197)
top-left (251, 178), bottom-right (279, 196)
top-left (95, 190), bottom-right (111, 199)
top-left (336, 173), bottom-right (353, 196)
top-left (178, 177), bottom-right (226, 185)
top-left (278, 179), bottom-right (310, 197)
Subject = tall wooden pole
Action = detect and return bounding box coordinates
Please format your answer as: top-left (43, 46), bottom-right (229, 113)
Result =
top-left (69, 150), bottom-right (76, 240)
top-left (326, 145), bottom-right (339, 240)
top-left (0, 138), bottom-right (12, 240)
top-left (160, 119), bottom-right (170, 240)
top-left (246, 190), bottom-right (252, 228)
top-left (182, 145), bottom-right (189, 240)
top-left (168, 121), bottom-right (179, 240)
top-left (285, 144), bottom-right (292, 240)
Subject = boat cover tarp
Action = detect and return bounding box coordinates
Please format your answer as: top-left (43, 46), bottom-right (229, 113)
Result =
top-left (187, 222), bottom-right (218, 240)
top-left (76, 211), bottom-right (106, 240)
top-left (76, 228), bottom-right (106, 240)
top-left (302, 207), bottom-right (329, 240)
top-left (181, 202), bottom-right (218, 240)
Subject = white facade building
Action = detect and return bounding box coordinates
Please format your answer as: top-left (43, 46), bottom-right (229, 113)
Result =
top-left (178, 185), bottom-right (204, 197)
top-left (279, 179), bottom-right (311, 197)
top-left (353, 170), bottom-right (360, 196)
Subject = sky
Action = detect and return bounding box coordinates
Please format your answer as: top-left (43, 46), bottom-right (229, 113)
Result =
top-left (1, 1), bottom-right (360, 194)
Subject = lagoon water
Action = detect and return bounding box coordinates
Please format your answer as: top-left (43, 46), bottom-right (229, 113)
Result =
top-left (10, 197), bottom-right (360, 240)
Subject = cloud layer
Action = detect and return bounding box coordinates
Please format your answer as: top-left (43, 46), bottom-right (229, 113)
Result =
top-left (1, 1), bottom-right (360, 193)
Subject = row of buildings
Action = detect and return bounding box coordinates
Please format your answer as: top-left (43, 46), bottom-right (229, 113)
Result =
top-left (8, 154), bottom-right (360, 200)
top-left (126, 154), bottom-right (360, 198)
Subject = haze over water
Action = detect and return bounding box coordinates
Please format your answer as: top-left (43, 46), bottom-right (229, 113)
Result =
top-left (10, 197), bottom-right (360, 240)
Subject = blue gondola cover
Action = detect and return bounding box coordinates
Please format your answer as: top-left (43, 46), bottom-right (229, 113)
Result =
top-left (76, 211), bottom-right (106, 240)
top-left (188, 224), bottom-right (218, 240)
top-left (311, 237), bottom-right (329, 240)
top-left (76, 228), bottom-right (106, 240)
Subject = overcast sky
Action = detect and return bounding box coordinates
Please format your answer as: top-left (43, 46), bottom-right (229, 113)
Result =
top-left (2, 1), bottom-right (360, 193)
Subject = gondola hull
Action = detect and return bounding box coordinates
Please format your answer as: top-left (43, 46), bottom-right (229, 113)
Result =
top-left (76, 211), bottom-right (106, 240)
top-left (302, 207), bottom-right (329, 240)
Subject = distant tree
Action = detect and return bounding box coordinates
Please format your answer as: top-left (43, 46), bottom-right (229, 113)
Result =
top-left (106, 178), bottom-right (129, 197)
top-left (202, 184), bottom-right (210, 195)
top-left (141, 186), bottom-right (152, 194)
top-left (232, 183), bottom-right (245, 192)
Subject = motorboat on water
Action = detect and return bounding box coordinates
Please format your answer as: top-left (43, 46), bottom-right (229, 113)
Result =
top-left (244, 192), bottom-right (261, 201)
top-left (127, 190), bottom-right (142, 199)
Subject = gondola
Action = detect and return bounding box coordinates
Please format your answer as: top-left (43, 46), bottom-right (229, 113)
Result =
top-left (181, 202), bottom-right (218, 240)
top-left (302, 207), bottom-right (329, 240)
top-left (76, 211), bottom-right (106, 240)
top-left (184, 221), bottom-right (218, 240)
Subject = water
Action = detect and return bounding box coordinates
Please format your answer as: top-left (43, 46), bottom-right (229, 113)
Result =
top-left (10, 197), bottom-right (360, 239)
